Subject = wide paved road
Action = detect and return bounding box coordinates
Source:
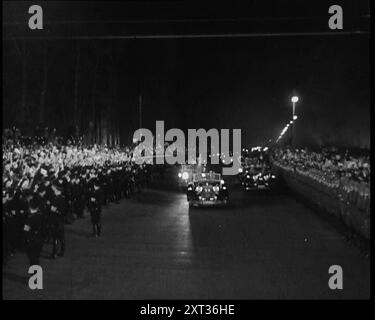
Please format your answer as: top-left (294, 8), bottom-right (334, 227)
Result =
top-left (3, 186), bottom-right (370, 299)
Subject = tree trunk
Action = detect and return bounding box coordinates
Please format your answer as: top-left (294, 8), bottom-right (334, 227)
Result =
top-left (91, 53), bottom-right (99, 144)
top-left (21, 41), bottom-right (28, 125)
top-left (73, 41), bottom-right (81, 138)
top-left (39, 42), bottom-right (49, 124)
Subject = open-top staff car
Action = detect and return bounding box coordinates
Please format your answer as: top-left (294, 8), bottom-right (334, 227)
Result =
top-left (187, 171), bottom-right (228, 207)
top-left (242, 165), bottom-right (276, 191)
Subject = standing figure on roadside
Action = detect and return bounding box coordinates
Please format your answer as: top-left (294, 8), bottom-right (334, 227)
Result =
top-left (49, 183), bottom-right (66, 258)
top-left (87, 178), bottom-right (103, 237)
top-left (24, 197), bottom-right (45, 267)
top-left (71, 173), bottom-right (85, 219)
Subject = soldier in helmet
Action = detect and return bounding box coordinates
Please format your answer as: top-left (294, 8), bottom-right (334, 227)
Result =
top-left (87, 177), bottom-right (103, 237)
top-left (13, 178), bottom-right (31, 251)
top-left (60, 170), bottom-right (74, 224)
top-left (112, 166), bottom-right (121, 203)
top-left (3, 188), bottom-right (17, 260)
top-left (49, 182), bottom-right (66, 258)
top-left (24, 197), bottom-right (45, 266)
top-left (71, 169), bottom-right (85, 219)
top-left (98, 167), bottom-right (109, 206)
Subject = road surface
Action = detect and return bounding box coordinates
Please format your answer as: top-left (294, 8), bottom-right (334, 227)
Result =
top-left (3, 185), bottom-right (370, 299)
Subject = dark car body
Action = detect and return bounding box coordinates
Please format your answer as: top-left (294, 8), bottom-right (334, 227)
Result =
top-left (242, 167), bottom-right (276, 190)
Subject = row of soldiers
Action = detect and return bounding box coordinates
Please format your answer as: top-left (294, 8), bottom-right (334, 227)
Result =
top-left (3, 161), bottom-right (152, 267)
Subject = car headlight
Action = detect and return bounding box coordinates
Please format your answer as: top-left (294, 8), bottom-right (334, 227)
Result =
top-left (222, 185), bottom-right (227, 190)
top-left (195, 186), bottom-right (203, 193)
top-left (182, 172), bottom-right (189, 180)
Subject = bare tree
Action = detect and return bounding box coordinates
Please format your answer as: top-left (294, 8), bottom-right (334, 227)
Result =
top-left (39, 41), bottom-right (49, 124)
top-left (91, 48), bottom-right (100, 144)
top-left (73, 40), bottom-right (81, 138)
top-left (13, 40), bottom-right (29, 126)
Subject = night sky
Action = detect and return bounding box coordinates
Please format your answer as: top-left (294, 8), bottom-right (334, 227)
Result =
top-left (3, 1), bottom-right (370, 148)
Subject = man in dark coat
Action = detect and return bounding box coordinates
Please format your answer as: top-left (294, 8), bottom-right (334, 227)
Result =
top-left (49, 183), bottom-right (66, 258)
top-left (87, 178), bottom-right (103, 237)
top-left (24, 197), bottom-right (45, 266)
top-left (71, 174), bottom-right (85, 219)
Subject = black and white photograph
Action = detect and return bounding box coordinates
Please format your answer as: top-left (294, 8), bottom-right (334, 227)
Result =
top-left (2, 0), bottom-right (371, 304)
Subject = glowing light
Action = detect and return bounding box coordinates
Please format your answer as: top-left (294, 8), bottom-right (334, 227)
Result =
top-left (291, 96), bottom-right (299, 103)
top-left (293, 115), bottom-right (298, 120)
top-left (182, 172), bottom-right (189, 180)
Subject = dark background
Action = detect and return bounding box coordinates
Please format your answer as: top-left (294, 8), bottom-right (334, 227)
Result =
top-left (2, 1), bottom-right (370, 148)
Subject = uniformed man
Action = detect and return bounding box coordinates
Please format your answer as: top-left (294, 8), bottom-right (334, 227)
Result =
top-left (71, 171), bottom-right (85, 219)
top-left (61, 170), bottom-right (74, 224)
top-left (87, 178), bottom-right (103, 237)
top-left (97, 168), bottom-right (109, 206)
top-left (24, 197), bottom-right (45, 266)
top-left (3, 189), bottom-right (17, 260)
top-left (112, 167), bottom-right (121, 203)
top-left (49, 183), bottom-right (66, 258)
top-left (13, 179), bottom-right (30, 251)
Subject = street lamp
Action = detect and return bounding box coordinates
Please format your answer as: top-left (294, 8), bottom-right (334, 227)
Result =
top-left (291, 96), bottom-right (299, 103)
top-left (291, 96), bottom-right (299, 147)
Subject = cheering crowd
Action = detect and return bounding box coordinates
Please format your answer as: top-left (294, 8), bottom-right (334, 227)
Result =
top-left (272, 147), bottom-right (371, 213)
top-left (3, 127), bottom-right (153, 267)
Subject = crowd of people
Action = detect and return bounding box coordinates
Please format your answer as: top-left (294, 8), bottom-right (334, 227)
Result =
top-left (272, 147), bottom-right (371, 213)
top-left (3, 127), bottom-right (153, 268)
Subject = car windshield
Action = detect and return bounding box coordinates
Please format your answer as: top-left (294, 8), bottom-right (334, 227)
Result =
top-left (193, 172), bottom-right (221, 182)
top-left (195, 180), bottom-right (220, 186)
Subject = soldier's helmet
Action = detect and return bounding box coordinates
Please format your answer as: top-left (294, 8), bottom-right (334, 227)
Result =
top-left (52, 181), bottom-right (63, 193)
top-left (29, 197), bottom-right (39, 212)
